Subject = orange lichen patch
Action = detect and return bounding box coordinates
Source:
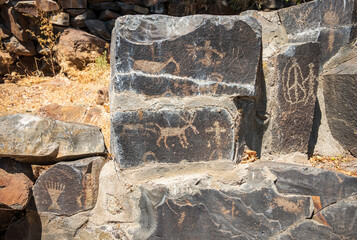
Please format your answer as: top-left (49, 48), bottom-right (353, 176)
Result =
top-left (311, 196), bottom-right (322, 212)
top-left (241, 149), bottom-right (258, 164)
top-left (309, 155), bottom-right (357, 177)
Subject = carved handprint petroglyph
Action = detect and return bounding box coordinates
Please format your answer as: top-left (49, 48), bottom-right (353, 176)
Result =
top-left (46, 181), bottom-right (65, 210)
top-left (155, 113), bottom-right (199, 149)
top-left (282, 59), bottom-right (316, 105)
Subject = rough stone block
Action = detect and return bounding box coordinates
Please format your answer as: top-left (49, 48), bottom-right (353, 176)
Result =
top-left (112, 107), bottom-right (235, 168)
top-left (1, 6), bottom-right (29, 42)
top-left (0, 158), bottom-right (34, 210)
top-left (14, 1), bottom-right (38, 17)
top-left (58, 0), bottom-right (87, 9)
top-left (0, 114), bottom-right (107, 164)
top-left (320, 0), bottom-right (354, 27)
top-left (267, 42), bottom-right (321, 154)
top-left (4, 36), bottom-right (36, 56)
top-left (33, 157), bottom-right (105, 216)
top-left (318, 26), bottom-right (351, 65)
top-left (322, 42), bottom-right (357, 156)
top-left (35, 0), bottom-right (60, 12)
top-left (111, 15), bottom-right (262, 97)
top-left (85, 19), bottom-right (111, 41)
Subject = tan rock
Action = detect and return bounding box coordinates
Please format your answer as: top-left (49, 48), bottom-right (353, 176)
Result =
top-left (38, 103), bottom-right (103, 125)
top-left (0, 25), bottom-right (11, 40)
top-left (56, 28), bottom-right (107, 70)
top-left (50, 12), bottom-right (70, 26)
top-left (1, 6), bottom-right (29, 41)
top-left (14, 1), bottom-right (38, 17)
top-left (4, 36), bottom-right (36, 56)
top-left (35, 0), bottom-right (60, 12)
top-left (0, 168), bottom-right (33, 210)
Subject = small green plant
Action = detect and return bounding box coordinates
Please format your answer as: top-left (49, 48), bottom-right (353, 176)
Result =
top-left (95, 50), bottom-right (109, 70)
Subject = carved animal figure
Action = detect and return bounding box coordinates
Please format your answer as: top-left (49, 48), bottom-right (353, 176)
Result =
top-left (133, 57), bottom-right (180, 74)
top-left (155, 113), bottom-right (199, 149)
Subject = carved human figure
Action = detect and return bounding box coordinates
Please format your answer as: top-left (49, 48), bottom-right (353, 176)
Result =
top-left (205, 121), bottom-right (226, 159)
top-left (186, 40), bottom-right (225, 66)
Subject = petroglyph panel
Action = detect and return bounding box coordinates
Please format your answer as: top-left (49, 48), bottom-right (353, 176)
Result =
top-left (111, 107), bottom-right (235, 168)
top-left (33, 157), bottom-right (105, 215)
top-left (111, 15), bottom-right (262, 97)
top-left (271, 42), bottom-right (320, 153)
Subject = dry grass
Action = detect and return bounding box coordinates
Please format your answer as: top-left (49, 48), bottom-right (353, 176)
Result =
top-left (309, 155), bottom-right (357, 177)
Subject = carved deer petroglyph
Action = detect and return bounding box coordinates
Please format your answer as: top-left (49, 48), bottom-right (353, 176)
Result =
top-left (155, 113), bottom-right (199, 149)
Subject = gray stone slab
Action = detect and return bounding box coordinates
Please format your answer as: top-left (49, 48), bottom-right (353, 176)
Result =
top-left (0, 114), bottom-right (107, 164)
top-left (322, 42), bottom-right (357, 156)
top-left (112, 107), bottom-right (235, 168)
top-left (270, 42), bottom-right (321, 153)
top-left (111, 15), bottom-right (261, 97)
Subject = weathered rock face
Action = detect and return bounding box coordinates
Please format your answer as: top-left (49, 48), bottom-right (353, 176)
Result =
top-left (112, 15), bottom-right (261, 98)
top-left (58, 0), bottom-right (87, 9)
top-left (264, 42), bottom-right (321, 154)
top-left (14, 1), bottom-right (38, 17)
top-left (35, 0), bottom-right (60, 12)
top-left (242, 0), bottom-right (357, 158)
top-left (321, 42), bottom-right (357, 156)
top-left (3, 36), bottom-right (36, 56)
top-left (85, 19), bottom-right (111, 41)
top-left (0, 158), bottom-right (33, 210)
top-left (33, 156), bottom-right (105, 216)
top-left (112, 107), bottom-right (235, 168)
top-left (38, 103), bottom-right (103, 126)
top-left (56, 28), bottom-right (108, 70)
top-left (0, 114), bottom-right (106, 164)
top-left (1, 6), bottom-right (29, 42)
top-left (84, 161), bottom-right (356, 240)
top-left (111, 15), bottom-right (262, 168)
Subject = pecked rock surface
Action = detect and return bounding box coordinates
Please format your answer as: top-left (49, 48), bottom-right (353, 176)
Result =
top-left (0, 114), bottom-right (106, 164)
top-left (110, 15), bottom-right (263, 168)
top-left (50, 160), bottom-right (356, 240)
top-left (33, 156), bottom-right (105, 216)
top-left (321, 41), bottom-right (357, 156)
top-left (242, 0), bottom-right (357, 158)
top-left (111, 15), bottom-right (261, 98)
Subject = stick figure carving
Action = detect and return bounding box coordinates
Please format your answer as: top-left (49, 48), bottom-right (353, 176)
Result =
top-left (205, 121), bottom-right (226, 159)
top-left (186, 40), bottom-right (225, 66)
top-left (282, 59), bottom-right (315, 105)
top-left (46, 181), bottom-right (65, 210)
top-left (155, 113), bottom-right (199, 149)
